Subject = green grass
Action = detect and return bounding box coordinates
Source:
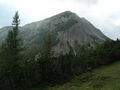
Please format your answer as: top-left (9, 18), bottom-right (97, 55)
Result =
top-left (29, 61), bottom-right (120, 90)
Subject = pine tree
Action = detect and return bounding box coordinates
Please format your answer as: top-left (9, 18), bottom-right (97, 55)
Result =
top-left (5, 11), bottom-right (21, 66)
top-left (0, 11), bottom-right (23, 89)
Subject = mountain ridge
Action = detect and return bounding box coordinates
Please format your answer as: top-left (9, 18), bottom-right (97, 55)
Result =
top-left (0, 11), bottom-right (109, 55)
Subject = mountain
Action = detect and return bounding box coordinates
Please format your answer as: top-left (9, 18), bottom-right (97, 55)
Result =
top-left (0, 11), bottom-right (108, 55)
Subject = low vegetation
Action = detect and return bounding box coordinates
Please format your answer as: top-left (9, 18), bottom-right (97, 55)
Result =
top-left (32, 61), bottom-right (120, 90)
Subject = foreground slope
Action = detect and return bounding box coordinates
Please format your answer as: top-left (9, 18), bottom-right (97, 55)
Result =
top-left (30, 61), bottom-right (120, 90)
top-left (0, 11), bottom-right (108, 55)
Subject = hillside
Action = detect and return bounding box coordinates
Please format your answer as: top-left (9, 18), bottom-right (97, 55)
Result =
top-left (0, 11), bottom-right (108, 55)
top-left (30, 61), bottom-right (120, 90)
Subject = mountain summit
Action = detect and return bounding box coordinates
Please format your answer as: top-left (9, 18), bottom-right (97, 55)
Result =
top-left (0, 11), bottom-right (108, 55)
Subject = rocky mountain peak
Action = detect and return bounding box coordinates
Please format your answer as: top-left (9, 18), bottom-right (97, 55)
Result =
top-left (0, 11), bottom-right (109, 55)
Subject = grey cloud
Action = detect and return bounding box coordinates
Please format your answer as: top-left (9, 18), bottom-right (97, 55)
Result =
top-left (75, 0), bottom-right (98, 5)
top-left (109, 13), bottom-right (120, 19)
top-left (55, 0), bottom-right (98, 5)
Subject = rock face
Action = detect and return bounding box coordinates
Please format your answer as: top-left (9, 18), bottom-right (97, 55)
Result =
top-left (0, 11), bottom-right (108, 55)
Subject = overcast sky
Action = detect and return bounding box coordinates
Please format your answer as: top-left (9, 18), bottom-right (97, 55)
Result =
top-left (0, 0), bottom-right (120, 39)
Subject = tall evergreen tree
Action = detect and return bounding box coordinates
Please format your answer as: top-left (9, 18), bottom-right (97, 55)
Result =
top-left (0, 11), bottom-right (23, 89)
top-left (36, 34), bottom-right (53, 83)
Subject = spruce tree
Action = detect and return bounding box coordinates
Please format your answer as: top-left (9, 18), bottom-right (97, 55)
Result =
top-left (5, 11), bottom-right (21, 67)
top-left (0, 11), bottom-right (22, 89)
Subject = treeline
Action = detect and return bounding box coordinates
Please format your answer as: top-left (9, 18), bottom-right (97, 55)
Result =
top-left (0, 12), bottom-right (120, 90)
